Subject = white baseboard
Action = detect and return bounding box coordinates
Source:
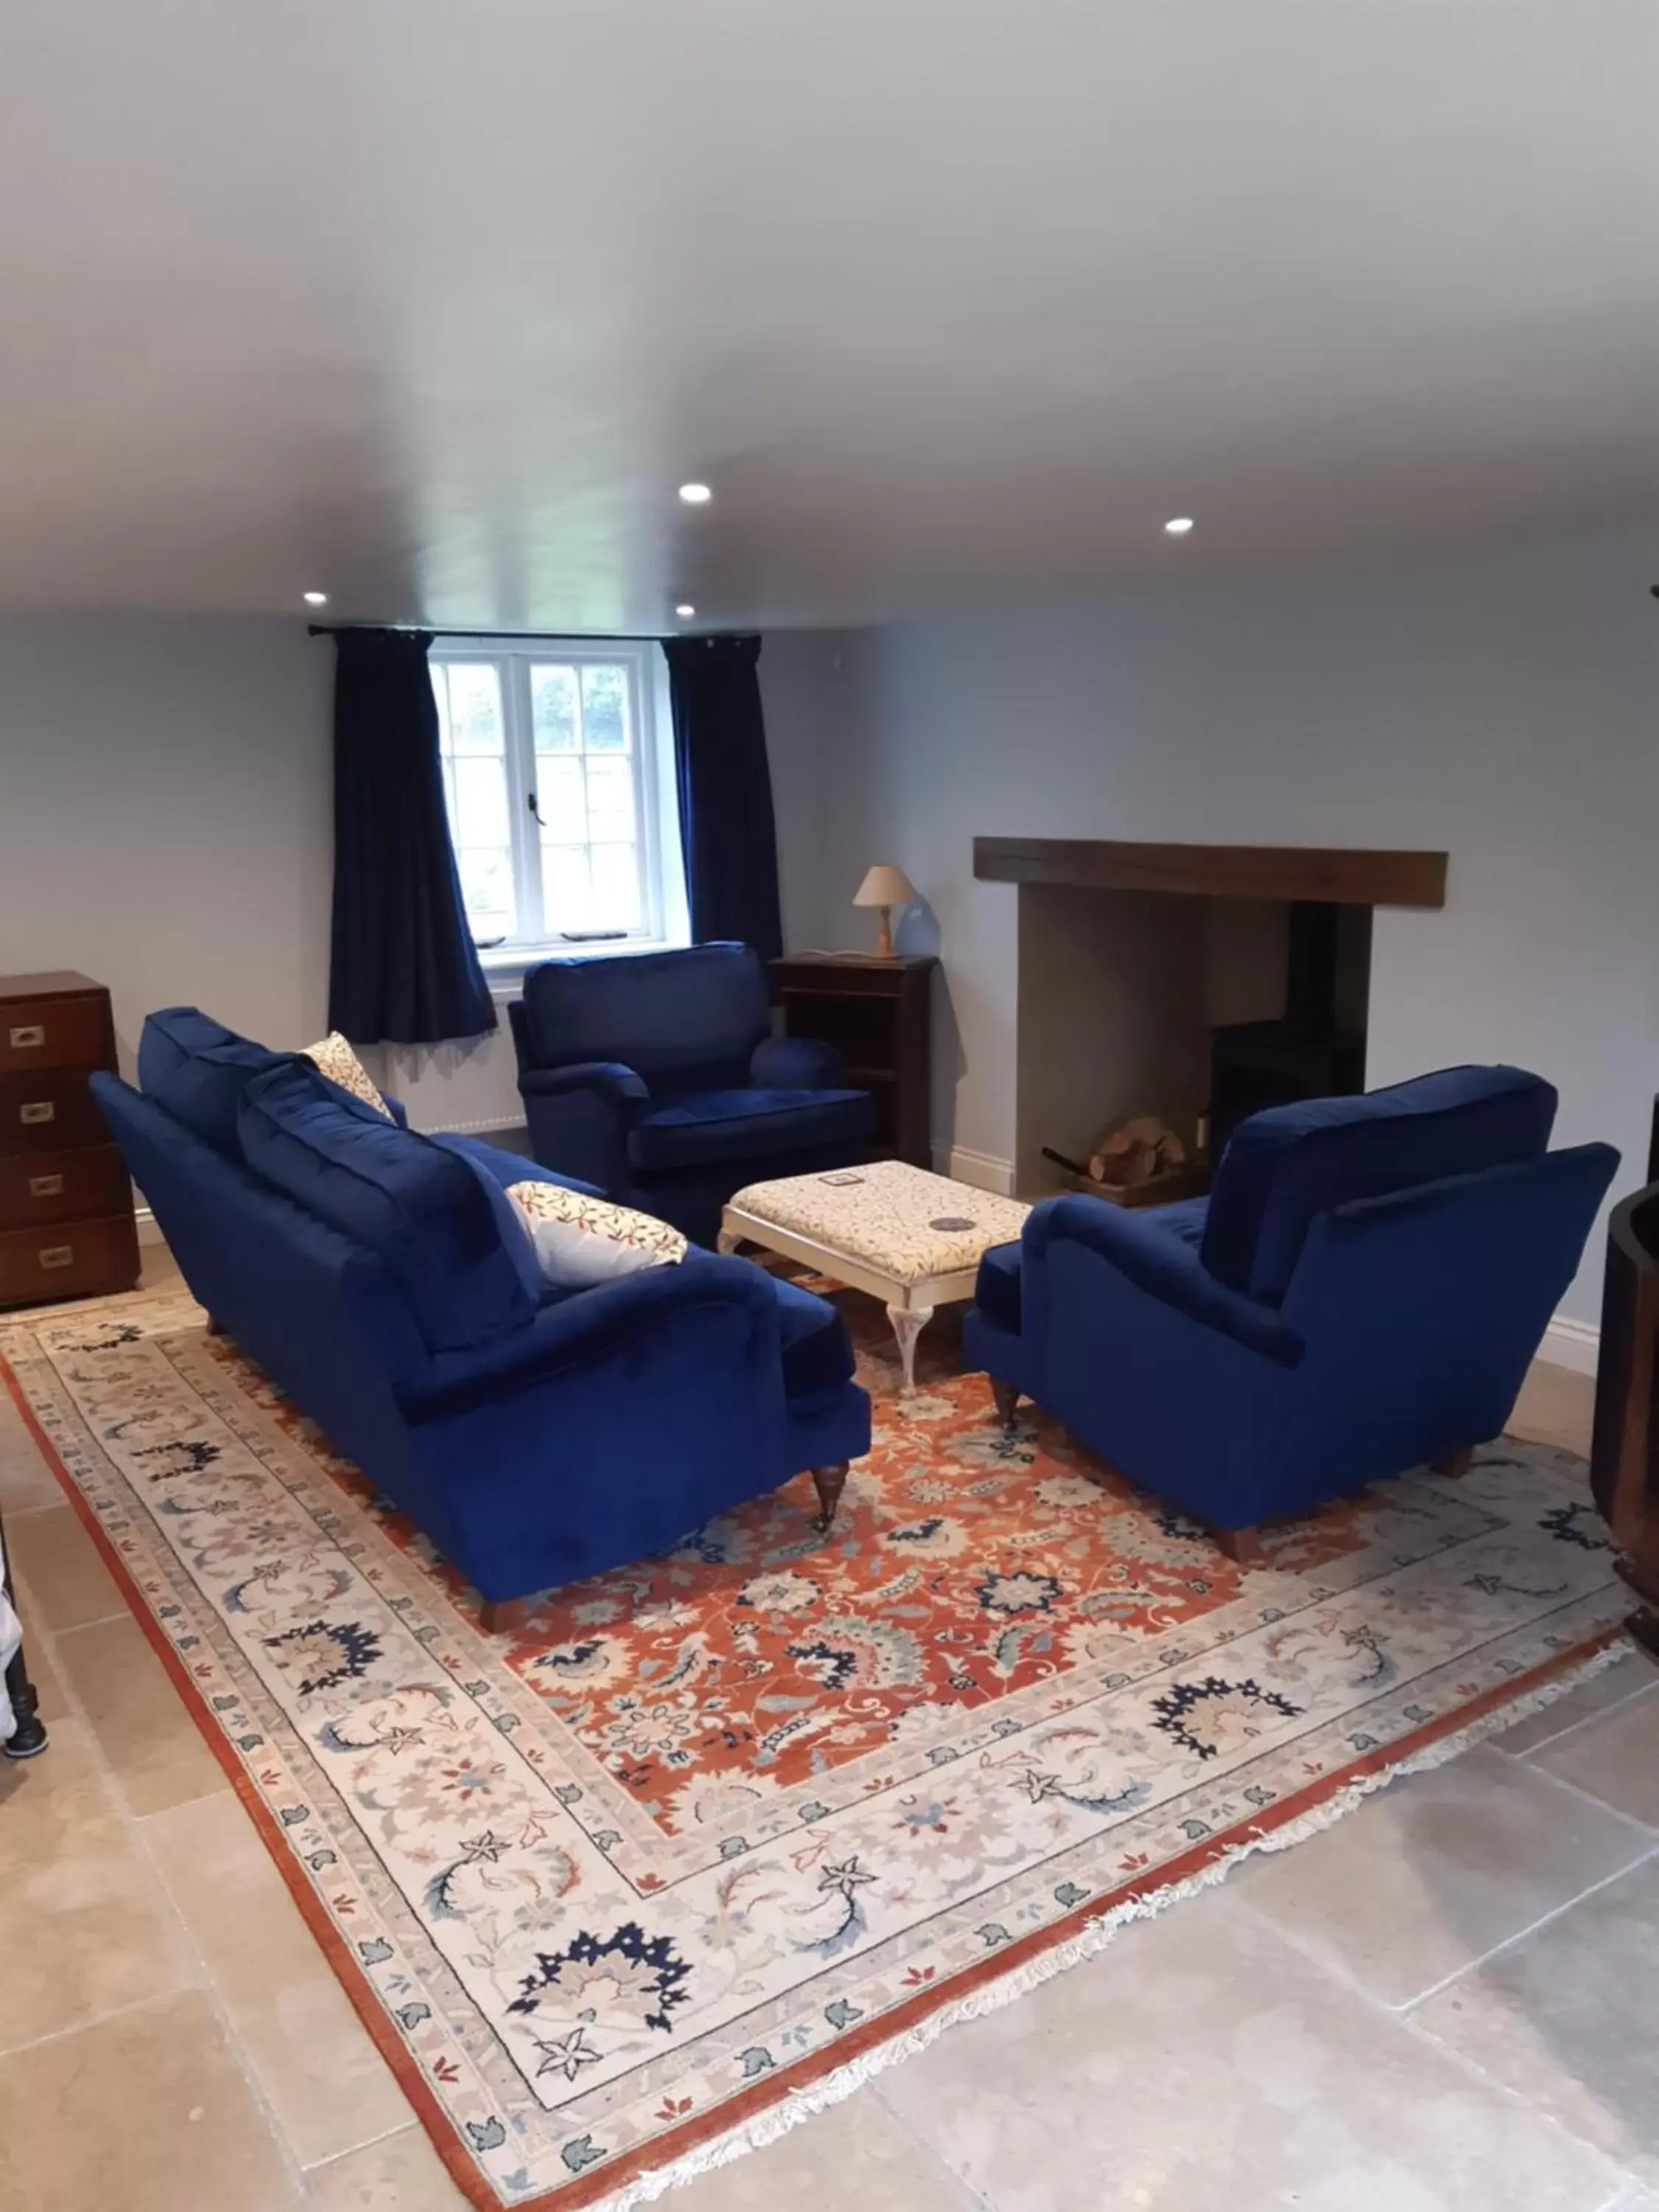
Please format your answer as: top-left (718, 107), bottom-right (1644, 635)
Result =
top-left (1540, 1315), bottom-right (1600, 1376)
top-left (934, 1144), bottom-right (1016, 1196)
top-left (135, 1203), bottom-right (165, 1248)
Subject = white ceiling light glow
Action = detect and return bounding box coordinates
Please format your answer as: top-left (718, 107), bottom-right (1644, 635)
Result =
top-left (677, 482), bottom-right (712, 506)
top-left (1163, 517), bottom-right (1194, 537)
top-left (302, 589), bottom-right (329, 605)
top-left (675, 602), bottom-right (695, 617)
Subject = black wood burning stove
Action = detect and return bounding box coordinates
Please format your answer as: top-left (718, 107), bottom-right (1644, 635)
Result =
top-left (1208, 902), bottom-right (1366, 1161)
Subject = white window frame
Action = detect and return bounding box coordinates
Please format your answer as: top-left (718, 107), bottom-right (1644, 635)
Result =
top-left (431, 636), bottom-right (688, 980)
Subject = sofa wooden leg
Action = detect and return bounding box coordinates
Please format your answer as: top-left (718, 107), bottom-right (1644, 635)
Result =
top-left (1212, 1524), bottom-right (1264, 1568)
top-left (206, 1315), bottom-right (227, 1338)
top-left (812, 1463), bottom-right (849, 1533)
top-left (1430, 1447), bottom-right (1476, 1478)
top-left (479, 1596), bottom-right (531, 1635)
top-left (990, 1377), bottom-right (1022, 1434)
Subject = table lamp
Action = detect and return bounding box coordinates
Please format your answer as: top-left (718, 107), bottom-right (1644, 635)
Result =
top-left (852, 863), bottom-right (917, 959)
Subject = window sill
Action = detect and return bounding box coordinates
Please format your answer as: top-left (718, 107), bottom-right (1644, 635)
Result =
top-left (479, 939), bottom-right (691, 999)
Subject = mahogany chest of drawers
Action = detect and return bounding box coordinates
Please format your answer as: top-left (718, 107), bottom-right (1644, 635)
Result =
top-left (0, 971), bottom-right (140, 1309)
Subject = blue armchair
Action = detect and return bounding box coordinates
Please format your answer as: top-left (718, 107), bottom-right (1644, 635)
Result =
top-left (964, 1066), bottom-right (1618, 1556)
top-left (509, 942), bottom-right (877, 1245)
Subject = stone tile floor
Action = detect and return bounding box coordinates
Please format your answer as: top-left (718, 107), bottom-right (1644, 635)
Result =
top-left (2, 1255), bottom-right (1655, 2211)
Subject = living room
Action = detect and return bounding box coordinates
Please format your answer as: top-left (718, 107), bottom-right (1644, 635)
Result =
top-left (2, 5), bottom-right (1658, 2211)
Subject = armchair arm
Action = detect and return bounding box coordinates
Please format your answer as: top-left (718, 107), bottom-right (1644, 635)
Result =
top-left (1026, 1195), bottom-right (1304, 1368)
top-left (515, 1061), bottom-right (651, 1116)
top-left (750, 1034), bottom-right (846, 1091)
top-left (515, 1061), bottom-right (651, 1194)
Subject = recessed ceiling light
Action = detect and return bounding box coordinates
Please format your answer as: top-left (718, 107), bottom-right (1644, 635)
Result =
top-left (675, 602), bottom-right (696, 618)
top-left (302, 590), bottom-right (330, 605)
top-left (678, 482), bottom-right (712, 506)
top-left (1163, 517), bottom-right (1194, 537)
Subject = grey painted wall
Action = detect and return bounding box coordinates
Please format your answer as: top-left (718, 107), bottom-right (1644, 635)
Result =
top-left (785, 525), bottom-right (1659, 1326)
top-left (0, 611), bottom-right (333, 1075)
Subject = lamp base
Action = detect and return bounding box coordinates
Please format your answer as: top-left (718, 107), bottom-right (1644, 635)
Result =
top-left (875, 906), bottom-right (894, 959)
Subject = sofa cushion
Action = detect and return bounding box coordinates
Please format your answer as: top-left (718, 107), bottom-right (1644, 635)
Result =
top-left (768, 1273), bottom-right (858, 1398)
top-left (521, 943), bottom-right (771, 1093)
top-left (137, 1007), bottom-right (289, 1158)
top-left (974, 1239), bottom-right (1023, 1335)
top-left (629, 1088), bottom-right (877, 1175)
top-left (1200, 1065), bottom-right (1558, 1304)
top-left (239, 1059), bottom-right (535, 1354)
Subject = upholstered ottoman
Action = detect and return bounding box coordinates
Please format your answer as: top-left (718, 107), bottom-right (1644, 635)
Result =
top-left (720, 1159), bottom-right (1029, 1392)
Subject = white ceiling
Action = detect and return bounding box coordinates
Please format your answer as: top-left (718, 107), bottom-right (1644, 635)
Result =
top-left (1, 0), bottom-right (1655, 631)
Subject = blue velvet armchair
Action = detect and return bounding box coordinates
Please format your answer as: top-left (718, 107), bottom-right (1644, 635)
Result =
top-left (509, 943), bottom-right (877, 1244)
top-left (964, 1067), bottom-right (1618, 1556)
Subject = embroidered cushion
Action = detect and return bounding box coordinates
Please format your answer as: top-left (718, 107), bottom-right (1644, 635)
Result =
top-left (303, 1032), bottom-right (392, 1119)
top-left (506, 1181), bottom-right (687, 1287)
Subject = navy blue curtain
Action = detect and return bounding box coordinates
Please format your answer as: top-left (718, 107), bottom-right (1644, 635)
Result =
top-left (327, 628), bottom-right (497, 1045)
top-left (663, 635), bottom-right (783, 964)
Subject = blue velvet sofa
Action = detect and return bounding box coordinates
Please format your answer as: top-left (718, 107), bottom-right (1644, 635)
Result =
top-left (964, 1066), bottom-right (1618, 1555)
top-left (508, 943), bottom-right (877, 1245)
top-left (92, 1007), bottom-right (870, 1625)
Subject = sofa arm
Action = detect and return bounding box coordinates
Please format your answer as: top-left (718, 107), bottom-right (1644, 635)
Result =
top-left (399, 1252), bottom-right (781, 1419)
top-left (750, 1035), bottom-right (846, 1091)
top-left (1026, 1195), bottom-right (1305, 1368)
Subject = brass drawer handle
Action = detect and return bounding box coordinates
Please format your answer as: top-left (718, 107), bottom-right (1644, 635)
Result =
top-left (18, 1101), bottom-right (55, 1126)
top-left (8, 1024), bottom-right (46, 1049)
top-left (28, 1173), bottom-right (66, 1199)
top-left (38, 1245), bottom-right (74, 1271)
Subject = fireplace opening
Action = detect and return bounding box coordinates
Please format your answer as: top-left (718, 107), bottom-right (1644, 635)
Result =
top-left (1012, 886), bottom-right (1372, 1199)
top-left (1207, 900), bottom-right (1369, 1161)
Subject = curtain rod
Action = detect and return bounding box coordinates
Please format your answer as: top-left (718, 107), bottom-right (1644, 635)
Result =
top-left (307, 622), bottom-right (680, 643)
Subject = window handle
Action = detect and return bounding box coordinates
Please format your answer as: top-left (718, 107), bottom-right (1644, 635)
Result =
top-left (526, 790), bottom-right (548, 829)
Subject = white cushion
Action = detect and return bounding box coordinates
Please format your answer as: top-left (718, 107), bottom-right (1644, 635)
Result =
top-left (303, 1032), bottom-right (392, 1119)
top-left (505, 1181), bottom-right (687, 1287)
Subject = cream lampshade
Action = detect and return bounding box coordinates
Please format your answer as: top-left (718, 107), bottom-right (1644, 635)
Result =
top-left (852, 863), bottom-right (917, 959)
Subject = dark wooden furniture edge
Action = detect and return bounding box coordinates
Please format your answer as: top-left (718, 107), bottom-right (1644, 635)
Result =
top-left (973, 837), bottom-right (1447, 908)
top-left (1592, 1175), bottom-right (1659, 1665)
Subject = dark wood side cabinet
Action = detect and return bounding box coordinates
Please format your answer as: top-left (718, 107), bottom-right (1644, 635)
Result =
top-left (1590, 1143), bottom-right (1659, 1666)
top-left (0, 971), bottom-right (139, 1310)
top-left (771, 953), bottom-right (936, 1168)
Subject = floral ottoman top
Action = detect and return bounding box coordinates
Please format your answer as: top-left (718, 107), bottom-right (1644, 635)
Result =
top-left (728, 1158), bottom-right (1030, 1285)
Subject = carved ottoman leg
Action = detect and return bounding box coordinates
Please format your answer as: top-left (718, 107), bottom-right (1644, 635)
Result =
top-left (990, 1377), bottom-right (1022, 1433)
top-left (716, 1225), bottom-right (744, 1256)
top-left (886, 1303), bottom-right (933, 1396)
top-left (811, 1463), bottom-right (849, 1533)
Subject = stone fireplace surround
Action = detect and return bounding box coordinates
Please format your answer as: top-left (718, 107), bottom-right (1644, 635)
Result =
top-left (973, 839), bottom-right (1447, 1197)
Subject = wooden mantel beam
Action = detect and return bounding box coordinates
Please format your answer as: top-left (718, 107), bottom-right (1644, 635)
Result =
top-left (973, 837), bottom-right (1446, 908)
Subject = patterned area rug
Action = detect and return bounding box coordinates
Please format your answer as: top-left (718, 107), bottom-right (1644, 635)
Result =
top-left (0, 1284), bottom-right (1627, 2211)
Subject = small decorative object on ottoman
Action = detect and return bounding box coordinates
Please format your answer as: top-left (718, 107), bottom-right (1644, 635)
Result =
top-left (721, 1158), bottom-right (1029, 1393)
